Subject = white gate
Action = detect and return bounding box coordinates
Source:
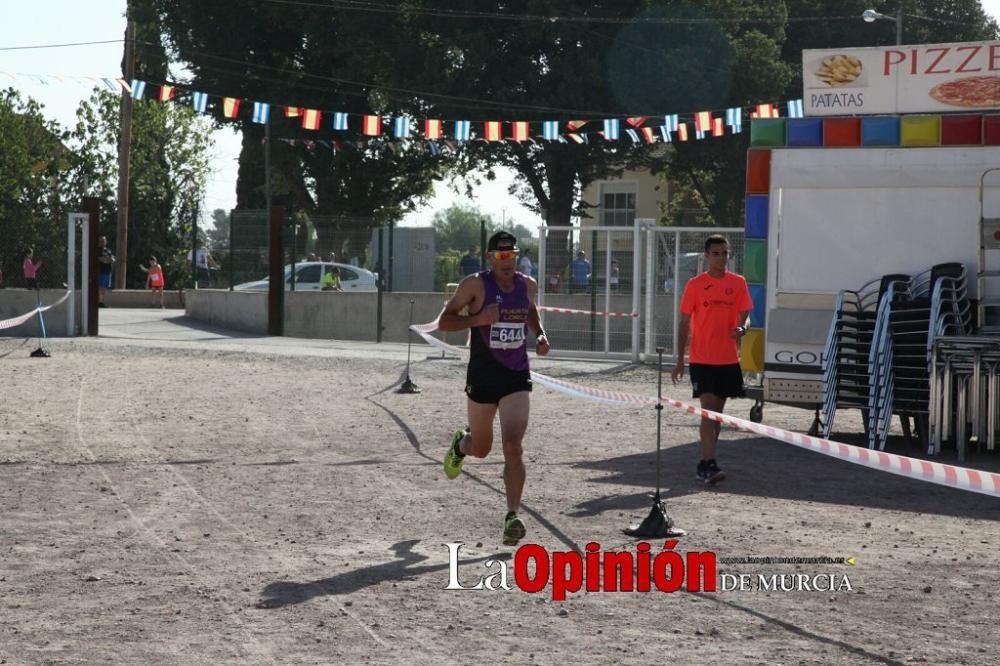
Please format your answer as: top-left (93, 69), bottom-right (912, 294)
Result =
top-left (537, 220), bottom-right (744, 362)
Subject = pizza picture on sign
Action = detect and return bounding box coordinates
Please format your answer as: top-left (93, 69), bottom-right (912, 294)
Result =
top-left (929, 75), bottom-right (1000, 107)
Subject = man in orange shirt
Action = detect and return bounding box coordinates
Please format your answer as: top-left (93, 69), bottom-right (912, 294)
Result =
top-left (671, 235), bottom-right (753, 484)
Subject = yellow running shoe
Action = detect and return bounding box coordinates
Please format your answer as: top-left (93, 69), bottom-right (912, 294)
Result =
top-left (503, 511), bottom-right (526, 546)
top-left (443, 429), bottom-right (468, 479)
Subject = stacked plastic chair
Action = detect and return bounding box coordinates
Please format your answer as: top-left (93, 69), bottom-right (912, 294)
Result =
top-left (821, 274), bottom-right (909, 439)
top-left (868, 263), bottom-right (967, 452)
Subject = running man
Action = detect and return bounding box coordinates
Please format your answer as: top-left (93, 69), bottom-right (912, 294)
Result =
top-left (671, 235), bottom-right (753, 484)
top-left (439, 231), bottom-right (550, 545)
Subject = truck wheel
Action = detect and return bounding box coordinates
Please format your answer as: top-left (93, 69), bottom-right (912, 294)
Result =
top-left (749, 402), bottom-right (763, 423)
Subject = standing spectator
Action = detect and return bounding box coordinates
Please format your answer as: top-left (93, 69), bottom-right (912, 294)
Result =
top-left (570, 250), bottom-right (592, 292)
top-left (459, 247), bottom-right (481, 277)
top-left (23, 248), bottom-right (42, 290)
top-left (141, 256), bottom-right (166, 308)
top-left (188, 246), bottom-right (218, 288)
top-left (518, 249), bottom-right (534, 277)
top-left (97, 235), bottom-right (114, 307)
top-left (610, 259), bottom-right (621, 292)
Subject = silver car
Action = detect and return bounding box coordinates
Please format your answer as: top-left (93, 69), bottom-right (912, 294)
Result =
top-left (233, 261), bottom-right (378, 292)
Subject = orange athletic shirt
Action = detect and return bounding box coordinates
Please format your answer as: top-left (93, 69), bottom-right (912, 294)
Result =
top-left (148, 266), bottom-right (164, 288)
top-left (679, 271), bottom-right (753, 365)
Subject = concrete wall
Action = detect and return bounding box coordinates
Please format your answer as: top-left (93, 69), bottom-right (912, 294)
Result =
top-left (182, 288), bottom-right (670, 347)
top-left (0, 289), bottom-right (83, 337)
top-left (104, 290), bottom-right (185, 309)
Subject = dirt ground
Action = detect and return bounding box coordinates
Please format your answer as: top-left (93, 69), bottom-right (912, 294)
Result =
top-left (2, 331), bottom-right (1000, 665)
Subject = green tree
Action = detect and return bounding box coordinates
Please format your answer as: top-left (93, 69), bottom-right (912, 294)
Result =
top-left (0, 89), bottom-right (73, 288)
top-left (206, 208), bottom-right (230, 250)
top-left (431, 204), bottom-right (498, 253)
top-left (67, 89), bottom-right (214, 288)
top-left (143, 0), bottom-right (445, 261)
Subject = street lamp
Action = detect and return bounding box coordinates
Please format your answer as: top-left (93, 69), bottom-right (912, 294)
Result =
top-left (862, 8), bottom-right (903, 45)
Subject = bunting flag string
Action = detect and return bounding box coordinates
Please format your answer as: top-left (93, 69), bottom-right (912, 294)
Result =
top-left (2, 69), bottom-right (806, 148)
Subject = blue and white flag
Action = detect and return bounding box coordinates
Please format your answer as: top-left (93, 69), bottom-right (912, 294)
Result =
top-left (659, 126), bottom-right (672, 143)
top-left (454, 120), bottom-right (471, 142)
top-left (191, 91), bottom-right (208, 113)
top-left (393, 116), bottom-right (410, 138)
top-left (603, 118), bottom-right (620, 140)
top-left (130, 79), bottom-right (146, 99)
top-left (663, 114), bottom-right (679, 133)
top-left (542, 121), bottom-right (560, 141)
top-left (252, 102), bottom-right (270, 124)
top-left (787, 99), bottom-right (804, 118)
top-left (625, 128), bottom-right (641, 144)
top-left (725, 106), bottom-right (742, 129)
top-left (332, 112), bottom-right (349, 131)
top-left (695, 129), bottom-right (706, 140)
top-left (429, 141), bottom-right (441, 156)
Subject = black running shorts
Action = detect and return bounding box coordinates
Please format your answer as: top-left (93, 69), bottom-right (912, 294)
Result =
top-left (465, 367), bottom-right (532, 405)
top-left (689, 363), bottom-right (744, 399)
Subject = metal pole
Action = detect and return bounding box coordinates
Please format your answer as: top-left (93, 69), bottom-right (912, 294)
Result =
top-left (67, 214), bottom-right (76, 336)
top-left (895, 10), bottom-right (902, 45)
top-left (631, 218), bottom-right (644, 363)
top-left (590, 229), bottom-right (597, 352)
top-left (228, 210), bottom-right (234, 290)
top-left (672, 231), bottom-right (682, 361)
top-left (376, 226), bottom-right (384, 342)
top-left (114, 18), bottom-right (135, 290)
top-left (388, 220), bottom-right (395, 292)
top-left (191, 210), bottom-right (199, 289)
top-left (537, 224), bottom-right (546, 309)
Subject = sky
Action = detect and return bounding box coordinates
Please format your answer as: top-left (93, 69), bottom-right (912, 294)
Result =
top-left (3, 1), bottom-right (1000, 231)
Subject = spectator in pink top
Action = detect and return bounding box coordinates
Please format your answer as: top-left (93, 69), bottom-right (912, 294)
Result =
top-left (23, 248), bottom-right (42, 290)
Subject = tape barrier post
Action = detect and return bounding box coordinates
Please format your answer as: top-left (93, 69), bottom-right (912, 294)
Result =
top-left (624, 347), bottom-right (686, 539)
top-left (397, 299), bottom-right (421, 394)
top-left (30, 290), bottom-right (51, 358)
top-left (409, 317), bottom-right (1000, 499)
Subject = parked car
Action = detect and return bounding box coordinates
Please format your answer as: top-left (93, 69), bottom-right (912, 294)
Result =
top-left (233, 262), bottom-right (378, 292)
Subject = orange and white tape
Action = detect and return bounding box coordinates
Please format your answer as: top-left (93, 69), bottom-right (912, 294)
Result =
top-left (537, 305), bottom-right (639, 318)
top-left (0, 290), bottom-right (71, 331)
top-left (411, 318), bottom-right (1000, 499)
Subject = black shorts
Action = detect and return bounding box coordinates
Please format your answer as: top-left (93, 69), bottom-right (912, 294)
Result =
top-left (26, 277), bottom-right (37, 290)
top-left (690, 363), bottom-right (744, 399)
top-left (465, 368), bottom-right (532, 405)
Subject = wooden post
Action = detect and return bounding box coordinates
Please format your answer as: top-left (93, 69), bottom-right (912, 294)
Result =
top-left (83, 197), bottom-right (100, 336)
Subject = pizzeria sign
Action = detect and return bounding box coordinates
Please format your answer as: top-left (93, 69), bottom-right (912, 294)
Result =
top-left (803, 40), bottom-right (1000, 116)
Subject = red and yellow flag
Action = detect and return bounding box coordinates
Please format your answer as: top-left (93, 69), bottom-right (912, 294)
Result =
top-left (712, 117), bottom-right (725, 137)
top-left (626, 116), bottom-right (648, 128)
top-left (301, 109), bottom-right (321, 130)
top-left (363, 114), bottom-right (381, 136)
top-left (695, 111), bottom-right (712, 133)
top-left (223, 97), bottom-right (240, 118)
top-left (484, 121), bottom-right (502, 142)
top-left (286, 106), bottom-right (300, 118)
top-left (159, 85), bottom-right (175, 101)
top-left (424, 119), bottom-right (442, 139)
top-left (677, 123), bottom-right (689, 142)
top-left (641, 127), bottom-right (656, 143)
top-left (566, 120), bottom-right (588, 131)
top-left (512, 121), bottom-right (529, 142)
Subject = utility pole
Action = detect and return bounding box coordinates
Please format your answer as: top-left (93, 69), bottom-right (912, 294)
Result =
top-left (115, 16), bottom-right (136, 290)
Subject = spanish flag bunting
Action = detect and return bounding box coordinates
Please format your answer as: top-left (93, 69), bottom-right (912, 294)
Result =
top-left (286, 106), bottom-right (301, 118)
top-left (512, 121), bottom-right (529, 142)
top-left (695, 111), bottom-right (712, 133)
top-left (677, 123), bottom-right (689, 142)
top-left (712, 117), bottom-right (725, 137)
top-left (626, 116), bottom-right (648, 128)
top-left (363, 114), bottom-right (381, 136)
top-left (424, 119), bottom-right (442, 139)
top-left (566, 120), bottom-right (588, 131)
top-left (159, 85), bottom-right (175, 101)
top-left (484, 121), bottom-right (502, 142)
top-left (223, 97), bottom-right (240, 118)
top-left (302, 108), bottom-right (321, 130)
top-left (751, 103), bottom-right (775, 119)
top-left (641, 127), bottom-right (656, 143)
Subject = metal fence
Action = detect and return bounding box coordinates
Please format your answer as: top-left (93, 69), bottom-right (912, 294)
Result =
top-left (537, 220), bottom-right (744, 361)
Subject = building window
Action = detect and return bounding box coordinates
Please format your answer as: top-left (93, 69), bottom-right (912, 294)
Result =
top-left (600, 186), bottom-right (637, 227)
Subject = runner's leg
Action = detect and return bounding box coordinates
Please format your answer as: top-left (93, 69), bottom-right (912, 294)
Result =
top-left (497, 391), bottom-right (530, 512)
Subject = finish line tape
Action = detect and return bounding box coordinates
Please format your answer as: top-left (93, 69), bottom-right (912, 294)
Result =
top-left (537, 305), bottom-right (639, 319)
top-left (411, 318), bottom-right (1000, 499)
top-left (0, 290), bottom-right (72, 331)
